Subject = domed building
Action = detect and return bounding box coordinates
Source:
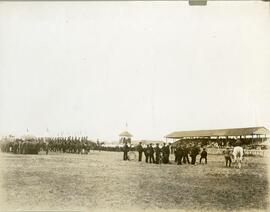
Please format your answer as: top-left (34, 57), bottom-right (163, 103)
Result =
top-left (119, 131), bottom-right (133, 144)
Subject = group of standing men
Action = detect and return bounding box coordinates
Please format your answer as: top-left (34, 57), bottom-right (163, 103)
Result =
top-left (123, 142), bottom-right (170, 164)
top-left (174, 144), bottom-right (206, 165)
top-left (138, 143), bottom-right (171, 164)
top-left (123, 142), bottom-right (207, 165)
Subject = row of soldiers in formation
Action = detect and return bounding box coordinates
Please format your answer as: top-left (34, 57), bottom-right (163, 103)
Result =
top-left (0, 137), bottom-right (97, 155)
top-left (1, 140), bottom-right (41, 154)
top-left (45, 137), bottom-right (96, 153)
top-left (123, 142), bottom-right (208, 165)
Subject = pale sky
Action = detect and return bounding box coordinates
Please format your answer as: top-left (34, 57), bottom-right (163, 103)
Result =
top-left (0, 2), bottom-right (269, 141)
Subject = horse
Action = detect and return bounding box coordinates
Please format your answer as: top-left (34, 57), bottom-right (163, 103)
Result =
top-left (232, 146), bottom-right (244, 169)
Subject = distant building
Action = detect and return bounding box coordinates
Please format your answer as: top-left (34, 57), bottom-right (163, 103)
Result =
top-left (165, 126), bottom-right (270, 147)
top-left (119, 131), bottom-right (133, 144)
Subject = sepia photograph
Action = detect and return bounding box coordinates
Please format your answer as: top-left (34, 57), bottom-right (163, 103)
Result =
top-left (0, 1), bottom-right (270, 211)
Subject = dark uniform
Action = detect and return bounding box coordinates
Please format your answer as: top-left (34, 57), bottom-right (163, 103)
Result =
top-left (155, 144), bottom-right (161, 164)
top-left (13, 141), bottom-right (19, 154)
top-left (137, 142), bottom-right (144, 162)
top-left (190, 145), bottom-right (200, 165)
top-left (162, 144), bottom-right (170, 164)
top-left (144, 145), bottom-right (150, 163)
top-left (161, 144), bottom-right (166, 163)
top-left (123, 144), bottom-right (129, 160)
top-left (182, 145), bottom-right (190, 164)
top-left (175, 145), bottom-right (184, 165)
top-left (200, 148), bottom-right (207, 164)
top-left (224, 147), bottom-right (232, 167)
top-left (149, 144), bottom-right (155, 163)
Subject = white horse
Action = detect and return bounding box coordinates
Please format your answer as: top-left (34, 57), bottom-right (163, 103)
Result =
top-left (232, 146), bottom-right (244, 169)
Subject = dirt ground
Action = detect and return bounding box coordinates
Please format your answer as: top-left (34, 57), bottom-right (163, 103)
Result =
top-left (0, 151), bottom-right (269, 211)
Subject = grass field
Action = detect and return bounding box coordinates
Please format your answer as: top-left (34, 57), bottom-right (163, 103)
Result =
top-left (0, 151), bottom-right (269, 211)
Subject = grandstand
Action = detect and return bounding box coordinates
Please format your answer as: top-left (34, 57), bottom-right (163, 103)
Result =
top-left (166, 126), bottom-right (270, 147)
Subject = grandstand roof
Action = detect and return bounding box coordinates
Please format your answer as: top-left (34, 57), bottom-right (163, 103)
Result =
top-left (165, 126), bottom-right (270, 139)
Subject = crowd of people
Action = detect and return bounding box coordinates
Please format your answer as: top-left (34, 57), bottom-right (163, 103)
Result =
top-left (45, 137), bottom-right (96, 153)
top-left (0, 137), bottom-right (97, 155)
top-left (123, 142), bottom-right (208, 165)
top-left (121, 139), bottom-right (249, 168)
top-left (0, 136), bottom-right (249, 168)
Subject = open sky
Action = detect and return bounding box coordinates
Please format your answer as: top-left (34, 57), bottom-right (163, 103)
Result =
top-left (0, 2), bottom-right (269, 141)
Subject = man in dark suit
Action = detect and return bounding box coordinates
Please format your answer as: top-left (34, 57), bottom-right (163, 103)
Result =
top-left (155, 144), bottom-right (161, 164)
top-left (161, 143), bottom-right (167, 163)
top-left (200, 148), bottom-right (207, 164)
top-left (137, 142), bottom-right (144, 162)
top-left (144, 145), bottom-right (150, 163)
top-left (161, 143), bottom-right (171, 164)
top-left (190, 144), bottom-right (200, 165)
top-left (175, 144), bottom-right (184, 165)
top-left (182, 144), bottom-right (190, 164)
top-left (149, 143), bottom-right (155, 163)
top-left (123, 143), bottom-right (129, 160)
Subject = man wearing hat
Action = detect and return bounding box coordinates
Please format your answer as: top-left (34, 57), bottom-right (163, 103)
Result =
top-left (144, 144), bottom-right (150, 163)
top-left (175, 144), bottom-right (184, 165)
top-left (223, 146), bottom-right (232, 167)
top-left (155, 144), bottom-right (161, 164)
top-left (149, 143), bottom-right (155, 163)
top-left (123, 142), bottom-right (129, 161)
top-left (137, 142), bottom-right (144, 162)
top-left (182, 144), bottom-right (190, 164)
top-left (190, 143), bottom-right (200, 165)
